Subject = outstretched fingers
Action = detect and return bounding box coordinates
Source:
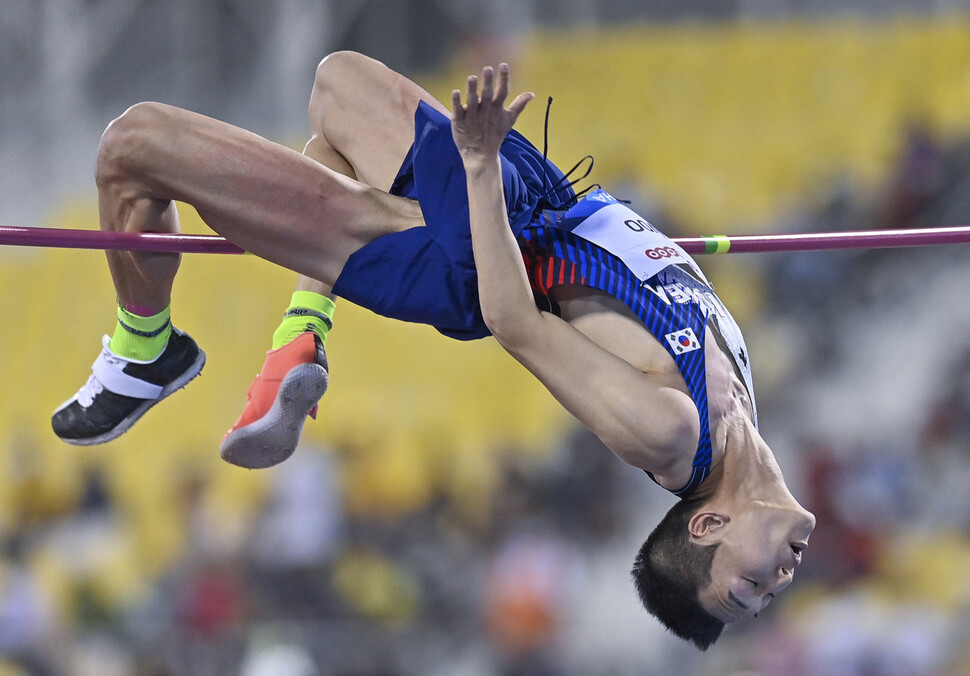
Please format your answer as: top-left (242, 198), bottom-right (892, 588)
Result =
top-left (451, 88), bottom-right (464, 119)
top-left (480, 66), bottom-right (496, 107)
top-left (451, 64), bottom-right (533, 119)
top-left (493, 64), bottom-right (507, 103)
top-left (497, 64), bottom-right (533, 121)
top-left (507, 90), bottom-right (534, 119)
top-left (467, 74), bottom-right (480, 113)
top-left (452, 75), bottom-right (479, 120)
top-left (451, 62), bottom-right (534, 159)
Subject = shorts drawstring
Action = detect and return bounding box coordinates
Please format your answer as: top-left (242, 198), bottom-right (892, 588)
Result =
top-left (539, 97), bottom-right (598, 209)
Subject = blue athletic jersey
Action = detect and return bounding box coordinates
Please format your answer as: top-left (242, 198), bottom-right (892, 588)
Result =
top-left (520, 190), bottom-right (757, 497)
top-left (331, 102), bottom-right (753, 497)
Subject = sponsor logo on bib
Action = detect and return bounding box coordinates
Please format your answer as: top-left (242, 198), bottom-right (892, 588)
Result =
top-left (569, 202), bottom-right (702, 282)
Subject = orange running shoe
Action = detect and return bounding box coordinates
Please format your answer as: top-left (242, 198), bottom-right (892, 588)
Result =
top-left (220, 331), bottom-right (328, 469)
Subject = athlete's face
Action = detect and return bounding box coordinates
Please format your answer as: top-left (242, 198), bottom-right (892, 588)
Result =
top-left (698, 505), bottom-right (816, 623)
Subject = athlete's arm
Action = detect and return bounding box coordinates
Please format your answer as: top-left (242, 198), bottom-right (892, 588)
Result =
top-left (451, 66), bottom-right (699, 477)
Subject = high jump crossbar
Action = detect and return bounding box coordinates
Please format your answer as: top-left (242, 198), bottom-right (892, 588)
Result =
top-left (2, 224), bottom-right (970, 256)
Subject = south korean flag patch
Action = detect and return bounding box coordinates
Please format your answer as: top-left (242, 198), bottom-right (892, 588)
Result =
top-left (665, 327), bottom-right (701, 355)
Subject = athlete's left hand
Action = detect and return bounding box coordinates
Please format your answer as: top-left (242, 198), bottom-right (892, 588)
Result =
top-left (451, 64), bottom-right (533, 163)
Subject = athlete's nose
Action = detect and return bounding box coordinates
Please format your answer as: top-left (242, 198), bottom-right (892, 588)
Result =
top-left (775, 566), bottom-right (794, 589)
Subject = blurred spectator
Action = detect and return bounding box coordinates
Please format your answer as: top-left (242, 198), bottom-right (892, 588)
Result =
top-left (799, 439), bottom-right (880, 583)
top-left (249, 447), bottom-right (345, 618)
top-left (482, 530), bottom-right (578, 676)
top-left (251, 447), bottom-right (344, 569)
top-left (920, 346), bottom-right (970, 454)
top-left (240, 641), bottom-right (319, 676)
top-left (173, 560), bottom-right (245, 638)
top-left (0, 533), bottom-right (56, 674)
top-left (883, 122), bottom-right (943, 230)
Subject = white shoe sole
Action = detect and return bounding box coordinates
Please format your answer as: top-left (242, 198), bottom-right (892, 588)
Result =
top-left (219, 362), bottom-right (329, 469)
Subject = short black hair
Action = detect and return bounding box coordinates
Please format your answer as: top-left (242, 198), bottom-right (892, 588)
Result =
top-left (631, 495), bottom-right (725, 650)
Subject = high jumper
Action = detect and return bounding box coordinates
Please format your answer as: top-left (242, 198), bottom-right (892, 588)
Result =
top-left (49, 51), bottom-right (814, 649)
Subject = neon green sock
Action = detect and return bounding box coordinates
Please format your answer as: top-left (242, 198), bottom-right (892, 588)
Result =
top-left (109, 305), bottom-right (172, 361)
top-left (271, 291), bottom-right (336, 350)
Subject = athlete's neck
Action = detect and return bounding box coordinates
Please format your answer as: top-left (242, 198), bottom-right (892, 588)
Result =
top-left (701, 410), bottom-right (796, 510)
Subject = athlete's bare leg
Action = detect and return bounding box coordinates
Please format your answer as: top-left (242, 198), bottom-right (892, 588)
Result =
top-left (97, 107), bottom-right (420, 312)
top-left (256, 50), bottom-right (452, 300)
top-left (54, 51), bottom-right (444, 448)
top-left (221, 52), bottom-right (454, 467)
top-left (308, 50), bottom-right (451, 191)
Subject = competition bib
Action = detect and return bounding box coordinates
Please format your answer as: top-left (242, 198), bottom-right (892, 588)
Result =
top-left (558, 191), bottom-right (707, 283)
top-left (542, 190), bottom-right (759, 426)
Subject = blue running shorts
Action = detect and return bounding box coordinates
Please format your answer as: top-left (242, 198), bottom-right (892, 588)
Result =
top-left (332, 101), bottom-right (574, 340)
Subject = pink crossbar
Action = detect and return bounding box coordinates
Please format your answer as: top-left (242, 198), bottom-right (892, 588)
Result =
top-left (0, 226), bottom-right (245, 254)
top-left (2, 224), bottom-right (970, 255)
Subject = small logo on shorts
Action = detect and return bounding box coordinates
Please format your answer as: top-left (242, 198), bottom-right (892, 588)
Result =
top-left (665, 327), bottom-right (700, 355)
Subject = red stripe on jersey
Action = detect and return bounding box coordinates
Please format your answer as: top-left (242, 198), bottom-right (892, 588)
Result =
top-left (521, 249), bottom-right (585, 294)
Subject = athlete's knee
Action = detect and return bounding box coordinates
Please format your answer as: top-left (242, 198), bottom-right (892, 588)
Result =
top-left (308, 51), bottom-right (375, 140)
top-left (96, 101), bottom-right (168, 188)
top-left (312, 51), bottom-right (370, 101)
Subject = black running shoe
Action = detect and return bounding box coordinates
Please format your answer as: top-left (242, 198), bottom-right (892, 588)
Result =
top-left (52, 328), bottom-right (205, 445)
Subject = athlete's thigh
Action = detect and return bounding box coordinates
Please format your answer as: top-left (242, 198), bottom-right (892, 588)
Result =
top-left (309, 51), bottom-right (450, 191)
top-left (103, 101), bottom-right (424, 287)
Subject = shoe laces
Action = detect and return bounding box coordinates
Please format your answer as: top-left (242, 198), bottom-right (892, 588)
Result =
top-left (75, 336), bottom-right (128, 408)
top-left (76, 374), bottom-right (104, 408)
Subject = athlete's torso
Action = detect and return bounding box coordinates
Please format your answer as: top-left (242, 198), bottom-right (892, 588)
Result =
top-left (553, 284), bottom-right (752, 486)
top-left (552, 285), bottom-right (688, 389)
top-left (520, 189), bottom-right (756, 494)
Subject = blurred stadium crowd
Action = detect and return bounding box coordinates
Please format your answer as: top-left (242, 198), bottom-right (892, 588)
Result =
top-left (2, 2), bottom-right (970, 674)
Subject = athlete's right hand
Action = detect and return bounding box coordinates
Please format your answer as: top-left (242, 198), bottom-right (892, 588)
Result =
top-left (451, 63), bottom-right (533, 164)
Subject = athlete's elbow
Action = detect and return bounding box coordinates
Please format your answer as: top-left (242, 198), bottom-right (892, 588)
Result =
top-left (479, 294), bottom-right (527, 338)
top-left (611, 401), bottom-right (700, 472)
top-left (485, 317), bottom-right (526, 350)
top-left (482, 307), bottom-right (540, 351)
top-left (655, 399), bottom-right (702, 458)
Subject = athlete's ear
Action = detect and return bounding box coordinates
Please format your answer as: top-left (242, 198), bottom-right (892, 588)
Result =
top-left (688, 511), bottom-right (730, 543)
